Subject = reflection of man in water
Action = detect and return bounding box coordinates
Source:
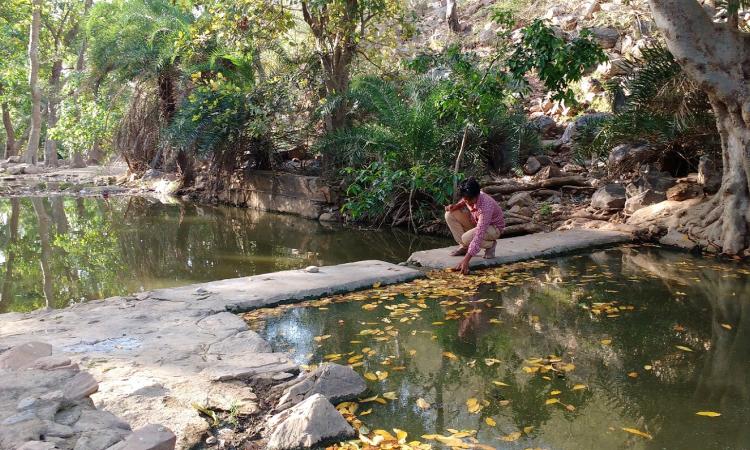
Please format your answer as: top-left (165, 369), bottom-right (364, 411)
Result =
top-left (458, 296), bottom-right (491, 343)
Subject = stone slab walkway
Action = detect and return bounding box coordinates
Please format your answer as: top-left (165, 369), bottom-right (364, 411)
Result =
top-left (0, 260), bottom-right (422, 448)
top-left (408, 229), bottom-right (634, 270)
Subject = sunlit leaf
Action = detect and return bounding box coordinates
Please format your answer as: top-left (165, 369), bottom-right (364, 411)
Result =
top-left (676, 345), bottom-right (693, 352)
top-left (493, 381), bottom-right (509, 387)
top-left (695, 411), bottom-right (721, 417)
top-left (364, 372), bottom-right (378, 381)
top-left (416, 398), bottom-right (431, 410)
top-left (442, 351), bottom-right (458, 360)
top-left (622, 427), bottom-right (653, 440)
top-left (601, 339), bottom-right (612, 345)
top-left (382, 391), bottom-right (397, 400)
top-left (721, 323), bottom-right (732, 330)
top-left (499, 431), bottom-right (522, 442)
top-left (484, 417), bottom-right (496, 427)
top-left (545, 398), bottom-right (559, 405)
top-left (572, 384), bottom-right (587, 390)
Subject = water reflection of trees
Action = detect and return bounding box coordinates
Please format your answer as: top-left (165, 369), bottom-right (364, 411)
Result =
top-left (261, 248), bottom-right (750, 449)
top-left (0, 197), bottom-right (449, 312)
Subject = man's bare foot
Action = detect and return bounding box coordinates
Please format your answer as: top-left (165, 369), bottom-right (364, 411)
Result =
top-left (484, 241), bottom-right (497, 259)
top-left (450, 246), bottom-right (468, 256)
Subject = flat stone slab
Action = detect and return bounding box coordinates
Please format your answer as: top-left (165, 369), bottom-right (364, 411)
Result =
top-left (408, 229), bottom-right (633, 270)
top-left (0, 260), bottom-right (422, 447)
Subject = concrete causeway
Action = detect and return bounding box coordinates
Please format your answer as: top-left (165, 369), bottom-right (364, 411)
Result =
top-left (0, 260), bottom-right (422, 448)
top-left (408, 229), bottom-right (634, 270)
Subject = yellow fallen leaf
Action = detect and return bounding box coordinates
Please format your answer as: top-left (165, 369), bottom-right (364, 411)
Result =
top-left (492, 381), bottom-right (509, 387)
top-left (628, 372), bottom-right (639, 378)
top-left (696, 411), bottom-right (721, 417)
top-left (572, 384), bottom-right (587, 390)
top-left (416, 398), bottom-right (430, 410)
top-left (644, 365), bottom-right (653, 370)
top-left (622, 427), bottom-right (653, 440)
top-left (364, 372), bottom-right (378, 381)
top-left (545, 398), bottom-right (559, 405)
top-left (676, 345), bottom-right (693, 352)
top-left (376, 370), bottom-right (389, 381)
top-left (523, 426), bottom-right (534, 434)
top-left (313, 334), bottom-right (331, 342)
top-left (442, 351), bottom-right (458, 360)
top-left (601, 339), bottom-right (612, 345)
top-left (499, 431), bottom-right (522, 442)
top-left (360, 408), bottom-right (372, 415)
top-left (550, 390), bottom-right (561, 396)
top-left (466, 397), bottom-right (482, 413)
top-left (409, 349), bottom-right (417, 356)
top-left (372, 282), bottom-right (382, 288)
top-left (394, 428), bottom-right (408, 443)
top-left (484, 417), bottom-right (496, 427)
top-left (721, 323), bottom-right (732, 330)
top-left (382, 391), bottom-right (397, 400)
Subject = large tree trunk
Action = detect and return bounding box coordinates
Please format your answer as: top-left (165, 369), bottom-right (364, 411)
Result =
top-left (1, 101), bottom-right (16, 159)
top-left (24, 0), bottom-right (42, 165)
top-left (44, 59), bottom-right (63, 167)
top-left (446, 0), bottom-right (460, 33)
top-left (649, 0), bottom-right (750, 255)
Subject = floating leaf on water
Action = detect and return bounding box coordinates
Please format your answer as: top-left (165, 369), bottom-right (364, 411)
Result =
top-left (442, 351), bottom-right (458, 360)
top-left (572, 384), bottom-right (587, 390)
top-left (499, 431), bottom-right (522, 442)
top-left (409, 349), bottom-right (417, 356)
top-left (364, 372), bottom-right (378, 381)
top-left (523, 426), bottom-right (534, 434)
top-left (484, 358), bottom-right (501, 366)
top-left (372, 282), bottom-right (382, 288)
top-left (416, 398), bottom-right (431, 410)
top-left (628, 372), bottom-right (639, 378)
top-left (550, 390), bottom-right (561, 396)
top-left (545, 398), bottom-right (560, 405)
top-left (622, 427), bottom-right (653, 440)
top-left (696, 411), bottom-right (722, 417)
top-left (382, 391), bottom-right (398, 400)
top-left (492, 381), bottom-right (509, 387)
top-left (484, 417), bottom-right (497, 427)
top-left (676, 345), bottom-right (694, 352)
top-left (376, 371), bottom-right (389, 381)
top-left (721, 323), bottom-right (732, 330)
top-left (466, 398), bottom-right (482, 413)
top-left (394, 428), bottom-right (408, 443)
top-left (601, 339), bottom-right (612, 345)
top-left (644, 365), bottom-right (653, 370)
top-left (313, 334), bottom-right (331, 342)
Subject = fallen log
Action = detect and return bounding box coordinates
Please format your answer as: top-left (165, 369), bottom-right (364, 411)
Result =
top-left (501, 223), bottom-right (545, 237)
top-left (483, 176), bottom-right (588, 196)
top-left (505, 211), bottom-right (533, 221)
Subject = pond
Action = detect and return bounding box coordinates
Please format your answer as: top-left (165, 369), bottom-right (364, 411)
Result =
top-left (0, 196), bottom-right (449, 313)
top-left (256, 247), bottom-right (750, 450)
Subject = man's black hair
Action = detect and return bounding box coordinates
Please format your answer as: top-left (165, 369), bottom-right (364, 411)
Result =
top-left (458, 177), bottom-right (481, 199)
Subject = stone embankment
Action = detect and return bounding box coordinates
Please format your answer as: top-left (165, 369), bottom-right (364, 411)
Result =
top-left (0, 261), bottom-right (421, 449)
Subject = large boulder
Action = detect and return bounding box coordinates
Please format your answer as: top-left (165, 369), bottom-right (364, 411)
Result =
top-left (529, 115), bottom-right (557, 136)
top-left (591, 184), bottom-right (626, 210)
top-left (266, 394), bottom-right (355, 450)
top-left (276, 363), bottom-right (366, 411)
top-left (624, 188), bottom-right (666, 214)
top-left (590, 27), bottom-right (620, 49)
top-left (607, 143), bottom-right (655, 173)
top-left (506, 191), bottom-right (534, 208)
top-left (523, 157), bottom-right (542, 175)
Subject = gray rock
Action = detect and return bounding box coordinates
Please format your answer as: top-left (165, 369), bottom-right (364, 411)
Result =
top-left (590, 27), bottom-right (620, 49)
top-left (659, 229), bottom-right (697, 251)
top-left (625, 189), bottom-right (666, 214)
top-left (533, 165), bottom-right (563, 180)
top-left (201, 352), bottom-right (297, 382)
top-left (266, 394), bottom-right (355, 450)
top-left (608, 143), bottom-right (654, 172)
top-left (63, 371), bottom-right (99, 402)
top-left (0, 342), bottom-right (53, 369)
top-left (206, 330), bottom-right (272, 358)
top-left (591, 184), bottom-right (626, 210)
top-left (666, 182), bottom-right (703, 201)
top-left (17, 442), bottom-right (58, 450)
top-left (276, 363), bottom-right (367, 410)
top-left (202, 382), bottom-right (258, 416)
top-left (112, 424), bottom-right (176, 450)
top-left (304, 266), bottom-right (320, 273)
top-left (33, 355), bottom-right (75, 371)
top-left (74, 429), bottom-right (130, 450)
top-left (73, 409), bottom-right (132, 433)
top-left (560, 113), bottom-right (611, 146)
top-left (523, 157), bottom-right (542, 175)
top-left (24, 164), bottom-right (41, 175)
top-left (507, 191), bottom-right (534, 208)
top-left (530, 115), bottom-right (557, 136)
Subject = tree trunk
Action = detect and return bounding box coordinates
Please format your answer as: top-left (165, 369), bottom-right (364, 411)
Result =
top-left (446, 0), bottom-right (460, 32)
top-left (1, 101), bottom-right (15, 159)
top-left (649, 0), bottom-right (750, 255)
top-left (31, 198), bottom-right (55, 309)
top-left (44, 59), bottom-right (63, 167)
top-left (24, 0), bottom-right (42, 165)
top-left (0, 198), bottom-right (20, 313)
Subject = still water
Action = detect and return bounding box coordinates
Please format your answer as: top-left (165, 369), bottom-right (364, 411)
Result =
top-left (258, 247), bottom-right (750, 449)
top-left (0, 196), bottom-right (449, 313)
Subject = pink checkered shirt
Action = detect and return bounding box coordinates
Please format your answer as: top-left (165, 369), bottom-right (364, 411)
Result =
top-left (460, 191), bottom-right (505, 257)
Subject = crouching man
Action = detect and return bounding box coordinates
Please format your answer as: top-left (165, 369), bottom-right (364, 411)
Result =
top-left (444, 178), bottom-right (505, 274)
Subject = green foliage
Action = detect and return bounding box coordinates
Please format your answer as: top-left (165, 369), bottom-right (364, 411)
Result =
top-left (320, 50), bottom-right (538, 228)
top-left (507, 19), bottom-right (607, 104)
top-left (575, 44), bottom-right (720, 166)
top-left (49, 90), bottom-right (123, 159)
top-left (87, 0), bottom-right (192, 81)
